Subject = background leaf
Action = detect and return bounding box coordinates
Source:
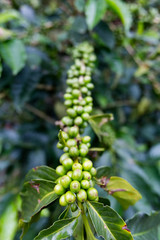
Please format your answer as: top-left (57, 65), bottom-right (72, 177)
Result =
top-left (85, 0), bottom-right (107, 30)
top-left (0, 10), bottom-right (21, 23)
top-left (34, 217), bottom-right (78, 240)
top-left (126, 211), bottom-right (160, 240)
top-left (86, 201), bottom-right (133, 240)
top-left (0, 39), bottom-right (27, 75)
top-left (105, 0), bottom-right (132, 31)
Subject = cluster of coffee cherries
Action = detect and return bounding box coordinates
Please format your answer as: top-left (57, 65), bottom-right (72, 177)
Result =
top-left (55, 42), bottom-right (98, 209)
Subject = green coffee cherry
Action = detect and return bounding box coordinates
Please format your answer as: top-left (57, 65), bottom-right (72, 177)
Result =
top-left (65, 191), bottom-right (76, 204)
top-left (82, 160), bottom-right (93, 171)
top-left (72, 163), bottom-right (82, 171)
top-left (62, 116), bottom-right (73, 126)
top-left (90, 167), bottom-right (97, 176)
top-left (72, 89), bottom-right (80, 98)
top-left (64, 93), bottom-right (72, 99)
top-left (62, 158), bottom-right (73, 170)
top-left (60, 175), bottom-right (72, 188)
top-left (64, 99), bottom-right (73, 107)
top-left (83, 171), bottom-right (91, 180)
top-left (56, 165), bottom-right (66, 176)
top-left (81, 180), bottom-right (90, 189)
top-left (60, 153), bottom-right (70, 164)
top-left (74, 116), bottom-right (83, 126)
top-left (76, 106), bottom-right (83, 114)
top-left (79, 147), bottom-right (88, 157)
top-left (72, 169), bottom-right (83, 181)
top-left (71, 203), bottom-right (78, 212)
top-left (81, 113), bottom-right (90, 121)
top-left (69, 146), bottom-right (79, 157)
top-left (67, 171), bottom-right (73, 179)
top-left (57, 142), bottom-right (64, 149)
top-left (82, 136), bottom-right (91, 143)
top-left (59, 131), bottom-right (69, 141)
top-left (70, 180), bottom-right (81, 193)
top-left (77, 189), bottom-right (87, 202)
top-left (66, 139), bottom-right (77, 148)
top-left (84, 105), bottom-right (92, 113)
top-left (89, 179), bottom-right (95, 187)
top-left (87, 188), bottom-right (98, 201)
top-left (68, 126), bottom-right (79, 137)
top-left (59, 194), bottom-right (68, 206)
top-left (63, 146), bottom-right (69, 152)
top-left (67, 108), bottom-right (77, 118)
top-left (54, 184), bottom-right (65, 195)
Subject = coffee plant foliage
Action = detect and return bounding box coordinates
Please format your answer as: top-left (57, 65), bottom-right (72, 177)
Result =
top-left (0, 0), bottom-right (160, 239)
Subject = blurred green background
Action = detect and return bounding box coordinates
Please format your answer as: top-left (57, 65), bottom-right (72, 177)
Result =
top-left (0, 0), bottom-right (160, 239)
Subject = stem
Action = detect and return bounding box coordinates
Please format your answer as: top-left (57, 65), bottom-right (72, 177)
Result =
top-left (82, 212), bottom-right (96, 240)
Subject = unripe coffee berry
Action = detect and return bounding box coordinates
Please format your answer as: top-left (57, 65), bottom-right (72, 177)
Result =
top-left (62, 116), bottom-right (73, 126)
top-left (62, 158), bottom-right (73, 170)
top-left (67, 108), bottom-right (77, 118)
top-left (65, 191), bottom-right (76, 204)
top-left (67, 171), bottom-right (73, 179)
top-left (72, 89), bottom-right (80, 98)
top-left (60, 175), bottom-right (72, 189)
top-left (56, 165), bottom-right (66, 176)
top-left (57, 142), bottom-right (64, 149)
top-left (81, 180), bottom-right (90, 189)
top-left (72, 169), bottom-right (83, 181)
top-left (84, 105), bottom-right (92, 114)
top-left (69, 146), bottom-right (79, 157)
top-left (68, 126), bottom-right (79, 138)
top-left (83, 171), bottom-right (91, 180)
top-left (64, 99), bottom-right (73, 107)
top-left (66, 139), bottom-right (77, 148)
top-left (82, 160), bottom-right (93, 171)
top-left (90, 167), bottom-right (97, 176)
top-left (70, 180), bottom-right (80, 193)
top-left (59, 194), bottom-right (68, 206)
top-left (71, 203), bottom-right (78, 212)
top-left (63, 146), bottom-right (69, 152)
top-left (60, 153), bottom-right (70, 164)
top-left (82, 136), bottom-right (91, 143)
top-left (77, 189), bottom-right (87, 202)
top-left (87, 188), bottom-right (98, 201)
top-left (79, 147), bottom-right (88, 157)
top-left (74, 116), bottom-right (83, 126)
top-left (72, 163), bottom-right (82, 171)
top-left (82, 113), bottom-right (89, 121)
top-left (76, 106), bottom-right (83, 114)
top-left (54, 184), bottom-right (65, 195)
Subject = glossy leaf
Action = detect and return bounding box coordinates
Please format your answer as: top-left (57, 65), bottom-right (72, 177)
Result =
top-left (87, 201), bottom-right (133, 240)
top-left (0, 39), bottom-right (26, 75)
top-left (98, 176), bottom-right (142, 209)
top-left (89, 114), bottom-right (114, 145)
top-left (96, 166), bottom-right (113, 179)
top-left (127, 211), bottom-right (160, 240)
top-left (24, 166), bottom-right (59, 183)
top-left (0, 201), bottom-right (18, 240)
top-left (0, 10), bottom-right (21, 23)
top-left (0, 27), bottom-right (13, 41)
top-left (105, 0), bottom-right (132, 32)
top-left (21, 179), bottom-right (58, 222)
top-left (34, 217), bottom-right (78, 240)
top-left (85, 0), bottom-right (107, 30)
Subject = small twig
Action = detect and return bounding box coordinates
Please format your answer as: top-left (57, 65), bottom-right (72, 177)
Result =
top-left (25, 104), bottom-right (55, 125)
top-left (36, 84), bottom-right (54, 91)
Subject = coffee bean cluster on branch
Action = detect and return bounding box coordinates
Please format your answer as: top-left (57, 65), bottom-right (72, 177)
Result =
top-left (54, 42), bottom-right (98, 210)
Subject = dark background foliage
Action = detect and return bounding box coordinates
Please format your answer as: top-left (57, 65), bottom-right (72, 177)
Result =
top-left (0, 0), bottom-right (160, 239)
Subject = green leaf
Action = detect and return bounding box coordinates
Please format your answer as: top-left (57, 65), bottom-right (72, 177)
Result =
top-left (98, 197), bottom-right (110, 206)
top-left (0, 10), bottom-right (21, 24)
top-left (74, 0), bottom-right (85, 12)
top-left (127, 211), bottom-right (160, 240)
top-left (0, 39), bottom-right (27, 75)
top-left (0, 27), bottom-right (13, 41)
top-left (86, 201), bottom-right (133, 240)
top-left (24, 166), bottom-right (59, 183)
top-left (20, 165), bottom-right (59, 226)
top-left (34, 217), bottom-right (78, 240)
top-left (105, 0), bottom-right (132, 32)
top-left (98, 176), bottom-right (142, 209)
top-left (85, 0), bottom-right (107, 30)
top-left (0, 58), bottom-right (2, 77)
top-left (89, 114), bottom-right (114, 146)
top-left (89, 147), bottom-right (105, 152)
top-left (0, 200), bottom-right (18, 240)
top-left (73, 214), bottom-right (85, 240)
top-left (96, 166), bottom-right (113, 179)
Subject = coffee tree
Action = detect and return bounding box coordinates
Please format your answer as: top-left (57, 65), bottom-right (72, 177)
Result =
top-left (20, 42), bottom-right (142, 240)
